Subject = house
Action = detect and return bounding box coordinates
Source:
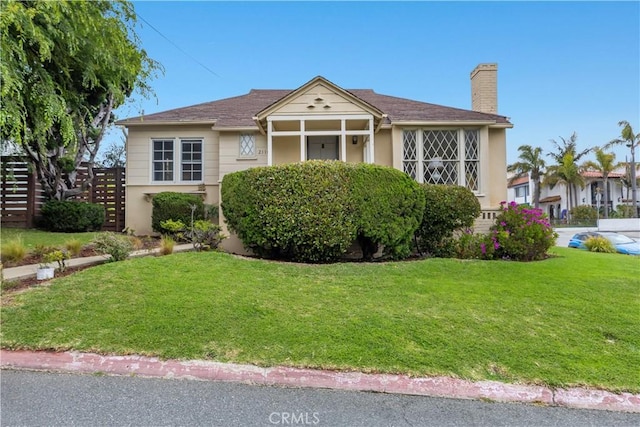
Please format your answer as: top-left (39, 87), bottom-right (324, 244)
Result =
top-left (117, 63), bottom-right (512, 252)
top-left (507, 169), bottom-right (631, 221)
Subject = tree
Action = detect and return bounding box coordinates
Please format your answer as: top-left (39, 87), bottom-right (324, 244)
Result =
top-left (547, 133), bottom-right (590, 210)
top-left (582, 148), bottom-right (620, 219)
top-left (607, 121), bottom-right (639, 218)
top-left (0, 0), bottom-right (160, 200)
top-left (507, 145), bottom-right (546, 208)
top-left (97, 130), bottom-right (127, 168)
top-left (544, 153), bottom-right (585, 222)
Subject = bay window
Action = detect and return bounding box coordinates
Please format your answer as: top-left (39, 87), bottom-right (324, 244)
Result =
top-left (402, 129), bottom-right (480, 192)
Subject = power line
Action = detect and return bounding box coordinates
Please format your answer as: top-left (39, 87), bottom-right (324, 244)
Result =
top-left (135, 12), bottom-right (221, 79)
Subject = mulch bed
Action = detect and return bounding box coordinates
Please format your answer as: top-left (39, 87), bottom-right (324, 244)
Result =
top-left (2, 237), bottom-right (161, 295)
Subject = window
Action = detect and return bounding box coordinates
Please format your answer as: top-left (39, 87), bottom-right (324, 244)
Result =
top-left (515, 185), bottom-right (529, 198)
top-left (181, 139), bottom-right (202, 181)
top-left (239, 134), bottom-right (256, 157)
top-left (402, 129), bottom-right (480, 191)
top-left (153, 139), bottom-right (174, 182)
top-left (152, 138), bottom-right (203, 183)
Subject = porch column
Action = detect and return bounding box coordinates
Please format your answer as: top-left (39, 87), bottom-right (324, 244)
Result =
top-left (340, 119), bottom-right (346, 162)
top-left (368, 117), bottom-right (375, 163)
top-left (267, 119), bottom-right (273, 166)
top-left (299, 119), bottom-right (306, 162)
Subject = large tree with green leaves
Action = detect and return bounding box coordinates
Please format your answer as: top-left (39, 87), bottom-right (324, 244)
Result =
top-left (607, 121), bottom-right (639, 217)
top-left (582, 148), bottom-right (620, 219)
top-left (507, 145), bottom-right (546, 208)
top-left (0, 0), bottom-right (159, 200)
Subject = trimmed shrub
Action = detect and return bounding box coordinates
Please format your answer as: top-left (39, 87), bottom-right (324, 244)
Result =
top-left (415, 184), bottom-right (481, 256)
top-left (584, 236), bottom-right (616, 253)
top-left (490, 201), bottom-right (557, 261)
top-left (570, 204), bottom-right (597, 225)
top-left (222, 161), bottom-right (357, 262)
top-left (151, 192), bottom-right (205, 233)
top-left (40, 200), bottom-right (105, 232)
top-left (221, 161), bottom-right (424, 263)
top-left (351, 164), bottom-right (425, 259)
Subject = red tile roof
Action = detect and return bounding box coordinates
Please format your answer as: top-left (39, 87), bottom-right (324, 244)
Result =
top-left (507, 175), bottom-right (529, 187)
top-left (581, 170), bottom-right (624, 179)
top-left (117, 87), bottom-right (511, 127)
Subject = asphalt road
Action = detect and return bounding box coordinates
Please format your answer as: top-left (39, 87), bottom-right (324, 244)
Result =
top-left (2, 370), bottom-right (638, 426)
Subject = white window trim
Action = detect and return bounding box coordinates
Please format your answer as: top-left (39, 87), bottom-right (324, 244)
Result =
top-left (401, 128), bottom-right (482, 193)
top-left (150, 137), bottom-right (205, 184)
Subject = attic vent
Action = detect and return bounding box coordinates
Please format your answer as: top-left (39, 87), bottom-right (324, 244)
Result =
top-left (323, 103), bottom-right (332, 109)
top-left (314, 94), bottom-right (324, 102)
top-left (307, 104), bottom-right (316, 109)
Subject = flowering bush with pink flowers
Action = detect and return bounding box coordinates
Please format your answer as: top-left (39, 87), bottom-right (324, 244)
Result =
top-left (488, 201), bottom-right (557, 261)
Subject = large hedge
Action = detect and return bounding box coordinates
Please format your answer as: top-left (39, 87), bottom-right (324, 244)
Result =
top-left (415, 184), bottom-right (481, 255)
top-left (40, 200), bottom-right (105, 232)
top-left (151, 192), bottom-right (205, 233)
top-left (221, 161), bottom-right (424, 262)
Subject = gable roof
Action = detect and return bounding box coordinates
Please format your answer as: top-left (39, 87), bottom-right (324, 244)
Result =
top-left (117, 76), bottom-right (512, 128)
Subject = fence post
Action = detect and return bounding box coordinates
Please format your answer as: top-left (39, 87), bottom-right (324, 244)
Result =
top-left (26, 171), bottom-right (36, 228)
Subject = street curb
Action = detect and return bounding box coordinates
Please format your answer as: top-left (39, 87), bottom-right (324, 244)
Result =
top-left (1, 350), bottom-right (638, 413)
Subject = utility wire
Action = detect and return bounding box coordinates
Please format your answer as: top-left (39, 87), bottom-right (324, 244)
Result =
top-left (135, 11), bottom-right (221, 79)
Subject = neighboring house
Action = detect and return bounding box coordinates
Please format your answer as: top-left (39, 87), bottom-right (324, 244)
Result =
top-left (506, 174), bottom-right (531, 205)
top-left (507, 169), bottom-right (629, 220)
top-left (118, 63), bottom-right (512, 252)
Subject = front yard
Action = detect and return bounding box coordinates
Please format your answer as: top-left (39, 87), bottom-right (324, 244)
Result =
top-left (1, 247), bottom-right (638, 393)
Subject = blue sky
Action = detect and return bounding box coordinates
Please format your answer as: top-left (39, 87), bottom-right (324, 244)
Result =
top-left (113, 1), bottom-right (640, 164)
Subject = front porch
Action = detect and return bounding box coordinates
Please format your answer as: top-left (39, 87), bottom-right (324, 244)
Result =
top-left (265, 114), bottom-right (377, 165)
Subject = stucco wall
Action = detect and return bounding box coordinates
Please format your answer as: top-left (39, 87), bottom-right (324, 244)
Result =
top-left (486, 128), bottom-right (507, 209)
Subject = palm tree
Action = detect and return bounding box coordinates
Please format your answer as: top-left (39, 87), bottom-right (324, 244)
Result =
top-left (607, 121), bottom-right (639, 218)
top-left (582, 148), bottom-right (620, 219)
top-left (544, 153), bottom-right (585, 222)
top-left (507, 145), bottom-right (545, 208)
top-left (547, 132), bottom-right (591, 210)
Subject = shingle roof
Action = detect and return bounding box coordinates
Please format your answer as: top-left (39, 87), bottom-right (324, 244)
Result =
top-left (117, 88), bottom-right (511, 127)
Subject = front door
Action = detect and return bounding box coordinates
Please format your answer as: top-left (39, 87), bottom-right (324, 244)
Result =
top-left (307, 136), bottom-right (339, 160)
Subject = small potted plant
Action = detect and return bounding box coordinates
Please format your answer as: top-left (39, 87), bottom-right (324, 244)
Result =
top-left (37, 249), bottom-right (69, 280)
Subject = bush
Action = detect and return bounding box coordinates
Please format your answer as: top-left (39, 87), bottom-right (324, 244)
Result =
top-left (151, 192), bottom-right (205, 233)
top-left (415, 184), bottom-right (481, 256)
top-left (221, 161), bottom-right (424, 262)
top-left (584, 236), bottom-right (616, 253)
top-left (191, 220), bottom-right (225, 251)
top-left (1, 237), bottom-right (27, 263)
top-left (93, 232), bottom-right (134, 262)
top-left (569, 205), bottom-right (597, 225)
top-left (614, 204), bottom-right (636, 218)
top-left (350, 164), bottom-right (425, 259)
top-left (452, 230), bottom-right (495, 260)
top-left (40, 200), bottom-right (105, 232)
top-left (490, 201), bottom-right (557, 261)
top-left (160, 235), bottom-right (175, 255)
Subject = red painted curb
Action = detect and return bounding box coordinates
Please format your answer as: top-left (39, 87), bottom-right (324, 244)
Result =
top-left (1, 350), bottom-right (638, 413)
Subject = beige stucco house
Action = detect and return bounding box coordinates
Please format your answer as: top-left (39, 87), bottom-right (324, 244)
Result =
top-left (118, 63), bottom-right (512, 250)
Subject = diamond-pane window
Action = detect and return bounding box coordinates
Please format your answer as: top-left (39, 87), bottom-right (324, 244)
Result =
top-left (464, 130), bottom-right (479, 191)
top-left (240, 134), bottom-right (256, 157)
top-left (402, 130), bottom-right (418, 179)
top-left (423, 130), bottom-right (458, 185)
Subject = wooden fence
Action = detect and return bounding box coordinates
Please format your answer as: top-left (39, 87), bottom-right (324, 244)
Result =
top-left (1, 159), bottom-right (125, 232)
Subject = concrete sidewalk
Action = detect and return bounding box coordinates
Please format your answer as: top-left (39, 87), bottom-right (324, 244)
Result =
top-left (1, 350), bottom-right (638, 413)
top-left (2, 244), bottom-right (194, 282)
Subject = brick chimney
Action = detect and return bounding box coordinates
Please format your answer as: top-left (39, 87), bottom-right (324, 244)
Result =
top-left (470, 63), bottom-right (498, 114)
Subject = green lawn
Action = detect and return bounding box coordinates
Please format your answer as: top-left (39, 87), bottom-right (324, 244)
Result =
top-left (1, 247), bottom-right (638, 392)
top-left (1, 228), bottom-right (98, 250)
